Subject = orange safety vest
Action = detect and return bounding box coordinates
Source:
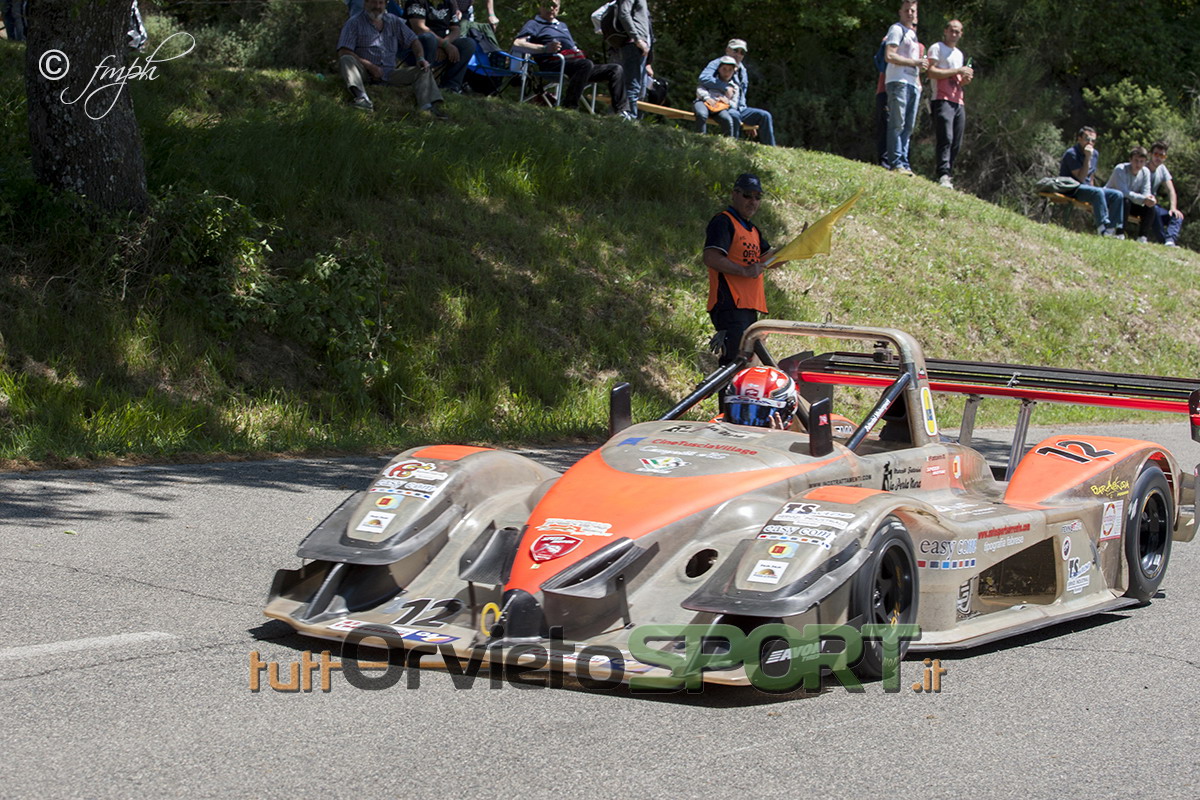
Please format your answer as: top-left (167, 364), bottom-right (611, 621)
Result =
top-left (707, 211), bottom-right (767, 313)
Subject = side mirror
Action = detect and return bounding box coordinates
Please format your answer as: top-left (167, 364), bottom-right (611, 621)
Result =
top-left (609, 382), bottom-right (632, 439)
top-left (808, 397), bottom-right (834, 458)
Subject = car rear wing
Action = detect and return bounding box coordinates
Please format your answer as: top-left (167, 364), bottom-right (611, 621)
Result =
top-left (793, 350), bottom-right (1200, 479)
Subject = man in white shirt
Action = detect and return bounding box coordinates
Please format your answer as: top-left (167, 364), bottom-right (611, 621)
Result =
top-left (1105, 146), bottom-right (1155, 240)
top-left (926, 20), bottom-right (973, 188)
top-left (1143, 141), bottom-right (1185, 246)
top-left (882, 0), bottom-right (930, 176)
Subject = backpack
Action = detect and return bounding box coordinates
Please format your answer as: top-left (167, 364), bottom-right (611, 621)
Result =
top-left (873, 40), bottom-right (888, 73)
top-left (593, 0), bottom-right (625, 42)
top-left (1034, 176), bottom-right (1081, 195)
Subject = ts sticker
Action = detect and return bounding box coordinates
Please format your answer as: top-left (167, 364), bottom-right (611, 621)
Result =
top-left (530, 534), bottom-right (583, 563)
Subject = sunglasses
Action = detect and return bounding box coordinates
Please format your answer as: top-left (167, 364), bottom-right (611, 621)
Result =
top-left (738, 191), bottom-right (763, 200)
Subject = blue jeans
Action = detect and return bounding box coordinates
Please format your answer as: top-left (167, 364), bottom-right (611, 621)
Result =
top-left (885, 81), bottom-right (920, 170)
top-left (1146, 205), bottom-right (1184, 243)
top-left (617, 42), bottom-right (646, 115)
top-left (3, 0), bottom-right (26, 41)
top-left (1074, 185), bottom-right (1124, 229)
top-left (693, 100), bottom-right (737, 137)
top-left (407, 32), bottom-right (475, 91)
top-left (739, 106), bottom-right (775, 146)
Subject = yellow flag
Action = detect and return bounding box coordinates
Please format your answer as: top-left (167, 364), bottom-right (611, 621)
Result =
top-left (763, 189), bottom-right (863, 267)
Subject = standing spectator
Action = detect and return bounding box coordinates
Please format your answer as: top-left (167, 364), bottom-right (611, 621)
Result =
top-left (883, 0), bottom-right (929, 176)
top-left (405, 0), bottom-right (475, 93)
top-left (337, 0), bottom-right (447, 118)
top-left (513, 0), bottom-right (631, 117)
top-left (694, 56), bottom-right (740, 138)
top-left (1059, 126), bottom-right (1125, 237)
top-left (3, 0), bottom-right (25, 40)
top-left (926, 19), bottom-right (973, 188)
top-left (1105, 146), bottom-right (1155, 240)
top-left (874, 49), bottom-right (889, 167)
top-left (605, 0), bottom-right (652, 116)
top-left (1145, 141), bottom-right (1185, 246)
top-left (702, 174), bottom-right (778, 366)
top-left (706, 39), bottom-right (776, 146)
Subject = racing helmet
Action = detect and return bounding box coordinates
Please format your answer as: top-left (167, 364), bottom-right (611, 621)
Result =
top-left (725, 366), bottom-right (799, 428)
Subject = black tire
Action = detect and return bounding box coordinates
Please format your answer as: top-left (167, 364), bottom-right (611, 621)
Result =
top-left (850, 516), bottom-right (919, 679)
top-left (1123, 466), bottom-right (1173, 602)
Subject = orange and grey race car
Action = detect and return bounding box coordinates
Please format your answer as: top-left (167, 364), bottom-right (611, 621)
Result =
top-left (265, 321), bottom-right (1200, 687)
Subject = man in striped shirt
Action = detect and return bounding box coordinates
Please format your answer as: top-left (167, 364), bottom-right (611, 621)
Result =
top-left (337, 0), bottom-right (447, 118)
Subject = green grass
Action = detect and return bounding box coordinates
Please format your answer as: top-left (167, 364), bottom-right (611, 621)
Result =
top-left (2, 41), bottom-right (1199, 465)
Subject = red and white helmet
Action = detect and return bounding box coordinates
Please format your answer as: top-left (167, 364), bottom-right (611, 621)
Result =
top-left (725, 366), bottom-right (799, 428)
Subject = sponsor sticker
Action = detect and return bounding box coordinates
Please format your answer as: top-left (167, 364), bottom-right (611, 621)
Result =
top-left (640, 446), bottom-right (726, 460)
top-left (952, 455), bottom-right (962, 480)
top-left (921, 386), bottom-right (938, 437)
top-left (1090, 478), bottom-right (1131, 497)
top-left (355, 511), bottom-right (396, 533)
top-left (916, 558), bottom-right (977, 570)
top-left (776, 514), bottom-right (850, 530)
top-left (747, 559), bottom-right (789, 585)
top-left (536, 518), bottom-right (613, 537)
top-left (1061, 519), bottom-right (1083, 534)
top-left (530, 534), bottom-right (583, 563)
top-left (766, 541), bottom-right (798, 559)
top-left (1099, 501), bottom-right (1124, 540)
top-left (383, 460), bottom-right (448, 481)
top-left (375, 495), bottom-right (401, 510)
top-left (559, 653), bottom-right (654, 674)
top-left (920, 539), bottom-right (977, 556)
top-left (637, 457), bottom-right (689, 474)
top-left (1066, 557), bottom-right (1092, 594)
top-left (327, 619), bottom-right (461, 644)
top-left (619, 437), bottom-right (647, 446)
top-left (956, 580), bottom-right (973, 619)
top-left (1061, 537), bottom-right (1072, 559)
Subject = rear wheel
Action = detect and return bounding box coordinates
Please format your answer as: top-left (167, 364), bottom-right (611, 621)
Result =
top-left (1123, 466), bottom-right (1173, 602)
top-left (850, 516), bottom-right (918, 679)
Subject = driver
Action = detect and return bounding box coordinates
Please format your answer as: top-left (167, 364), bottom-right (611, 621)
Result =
top-left (724, 366), bottom-right (803, 430)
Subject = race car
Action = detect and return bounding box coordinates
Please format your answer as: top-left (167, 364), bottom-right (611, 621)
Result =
top-left (265, 320), bottom-right (1200, 687)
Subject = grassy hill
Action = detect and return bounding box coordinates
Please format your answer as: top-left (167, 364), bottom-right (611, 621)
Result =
top-left (2, 43), bottom-right (1198, 467)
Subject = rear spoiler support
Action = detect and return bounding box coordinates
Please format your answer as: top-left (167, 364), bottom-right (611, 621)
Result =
top-left (1005, 398), bottom-right (1037, 481)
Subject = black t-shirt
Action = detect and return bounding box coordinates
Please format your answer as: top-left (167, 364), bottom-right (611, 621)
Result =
top-left (405, 0), bottom-right (459, 38)
top-left (704, 207), bottom-right (769, 311)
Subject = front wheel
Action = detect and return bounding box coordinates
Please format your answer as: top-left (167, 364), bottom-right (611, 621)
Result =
top-left (850, 516), bottom-right (919, 679)
top-left (1123, 466), bottom-right (1173, 602)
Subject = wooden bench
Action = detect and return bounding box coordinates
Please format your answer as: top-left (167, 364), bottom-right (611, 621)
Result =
top-left (1037, 191), bottom-right (1141, 233)
top-left (595, 95), bottom-right (758, 137)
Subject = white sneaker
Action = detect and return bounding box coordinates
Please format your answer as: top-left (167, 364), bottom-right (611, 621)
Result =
top-left (938, 174), bottom-right (953, 188)
top-left (1098, 226), bottom-right (1113, 237)
top-left (1136, 236), bottom-right (1148, 243)
top-left (1165, 239), bottom-right (1177, 247)
top-left (1114, 230), bottom-right (1126, 240)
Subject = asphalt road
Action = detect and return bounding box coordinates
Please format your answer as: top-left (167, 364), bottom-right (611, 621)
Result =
top-left (2, 423), bottom-right (1199, 799)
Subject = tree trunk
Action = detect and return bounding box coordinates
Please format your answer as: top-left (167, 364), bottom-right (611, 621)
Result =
top-left (23, 0), bottom-right (149, 213)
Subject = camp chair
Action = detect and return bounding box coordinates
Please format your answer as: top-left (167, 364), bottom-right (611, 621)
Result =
top-left (464, 47), bottom-right (528, 97)
top-left (512, 49), bottom-right (567, 107)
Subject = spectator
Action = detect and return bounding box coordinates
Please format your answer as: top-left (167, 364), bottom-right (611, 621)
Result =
top-left (513, 0), bottom-right (632, 117)
top-left (457, 0), bottom-right (499, 26)
top-left (337, 0), bottom-right (447, 118)
top-left (874, 52), bottom-right (888, 167)
top-left (3, 0), bottom-right (25, 41)
top-left (694, 56), bottom-right (740, 137)
top-left (926, 19), bottom-right (973, 188)
top-left (1059, 126), bottom-right (1125, 237)
top-left (1145, 141), bottom-right (1185, 246)
top-left (605, 0), bottom-right (652, 116)
top-left (704, 39), bottom-right (776, 146)
top-left (883, 0), bottom-right (928, 175)
top-left (1105, 146), bottom-right (1155, 240)
top-left (702, 173), bottom-right (779, 366)
top-left (404, 0), bottom-right (475, 93)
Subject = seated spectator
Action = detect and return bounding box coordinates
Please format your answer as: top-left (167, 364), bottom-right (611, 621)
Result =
top-left (702, 39), bottom-right (776, 146)
top-left (694, 56), bottom-right (740, 138)
top-left (404, 0), bottom-right (475, 93)
top-left (513, 0), bottom-right (633, 117)
top-left (1105, 146), bottom-right (1155, 240)
top-left (337, 0), bottom-right (447, 118)
top-left (1145, 141), bottom-right (1185, 246)
top-left (1060, 126), bottom-right (1125, 237)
